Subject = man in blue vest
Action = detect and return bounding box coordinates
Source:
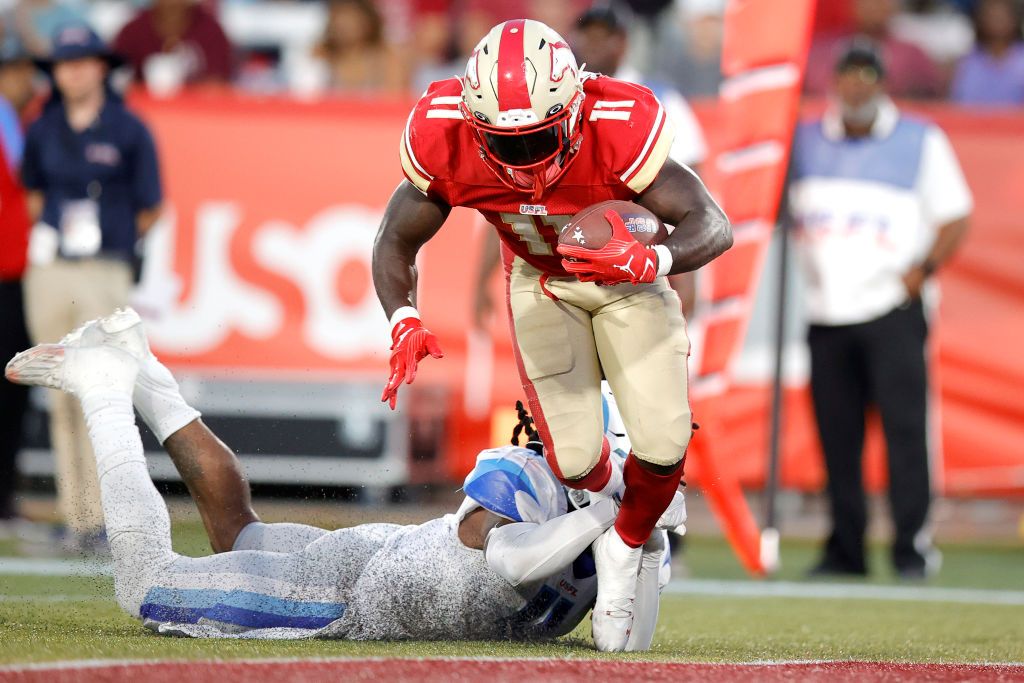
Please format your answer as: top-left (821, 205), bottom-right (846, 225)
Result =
top-left (789, 41), bottom-right (972, 580)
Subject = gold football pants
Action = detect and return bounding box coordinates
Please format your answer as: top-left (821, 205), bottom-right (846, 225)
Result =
top-left (504, 255), bottom-right (692, 480)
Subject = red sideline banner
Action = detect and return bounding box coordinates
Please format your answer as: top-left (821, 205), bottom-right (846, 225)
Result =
top-left (129, 93), bottom-right (1024, 495)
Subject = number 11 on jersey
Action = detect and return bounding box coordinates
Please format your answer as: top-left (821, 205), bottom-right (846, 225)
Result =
top-left (500, 213), bottom-right (571, 257)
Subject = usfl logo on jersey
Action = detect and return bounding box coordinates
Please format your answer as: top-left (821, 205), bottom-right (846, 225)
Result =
top-left (519, 204), bottom-right (548, 216)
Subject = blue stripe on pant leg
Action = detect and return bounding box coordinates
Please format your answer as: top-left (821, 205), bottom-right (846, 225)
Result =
top-left (140, 586), bottom-right (346, 629)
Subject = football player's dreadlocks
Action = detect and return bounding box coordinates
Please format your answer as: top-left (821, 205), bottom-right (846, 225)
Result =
top-left (511, 401), bottom-right (543, 456)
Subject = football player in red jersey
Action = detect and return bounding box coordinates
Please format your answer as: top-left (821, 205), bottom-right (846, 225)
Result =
top-left (372, 19), bottom-right (731, 651)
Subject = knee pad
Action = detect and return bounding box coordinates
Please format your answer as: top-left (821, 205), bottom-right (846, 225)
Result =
top-left (631, 410), bottom-right (694, 468)
top-left (547, 435), bottom-right (605, 482)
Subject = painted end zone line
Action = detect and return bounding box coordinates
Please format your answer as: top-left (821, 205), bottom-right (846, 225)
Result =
top-left (662, 578), bottom-right (1024, 606)
top-left (3, 558), bottom-right (1023, 607)
top-left (1, 658), bottom-right (1023, 683)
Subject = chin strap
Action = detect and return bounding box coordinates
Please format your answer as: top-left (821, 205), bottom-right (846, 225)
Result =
top-left (531, 171), bottom-right (545, 201)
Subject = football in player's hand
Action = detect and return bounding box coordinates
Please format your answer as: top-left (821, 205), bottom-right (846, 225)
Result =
top-left (558, 200), bottom-right (667, 255)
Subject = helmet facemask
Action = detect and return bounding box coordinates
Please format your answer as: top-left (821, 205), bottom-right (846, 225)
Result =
top-left (462, 92), bottom-right (583, 200)
top-left (460, 19), bottom-right (586, 200)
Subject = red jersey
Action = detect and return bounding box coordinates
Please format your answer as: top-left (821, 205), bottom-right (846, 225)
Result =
top-left (400, 75), bottom-right (675, 277)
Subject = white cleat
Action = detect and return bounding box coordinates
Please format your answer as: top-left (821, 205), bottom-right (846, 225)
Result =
top-left (6, 343), bottom-right (138, 397)
top-left (591, 526), bottom-right (642, 652)
top-left (61, 307), bottom-right (148, 362)
top-left (58, 308), bottom-right (182, 404)
top-left (5, 344), bottom-right (68, 391)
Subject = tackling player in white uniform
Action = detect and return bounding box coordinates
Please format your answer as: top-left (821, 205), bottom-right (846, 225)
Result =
top-left (5, 309), bottom-right (682, 647)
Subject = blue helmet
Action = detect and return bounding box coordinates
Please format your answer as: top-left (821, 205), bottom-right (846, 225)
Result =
top-left (458, 446), bottom-right (567, 524)
top-left (602, 382), bottom-right (631, 460)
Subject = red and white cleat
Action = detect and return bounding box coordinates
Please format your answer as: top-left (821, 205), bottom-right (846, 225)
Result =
top-left (6, 343), bottom-right (138, 397)
top-left (5, 344), bottom-right (68, 391)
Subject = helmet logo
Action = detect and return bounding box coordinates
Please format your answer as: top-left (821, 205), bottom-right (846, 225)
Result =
top-left (473, 111), bottom-right (490, 123)
top-left (546, 103), bottom-right (563, 117)
top-left (465, 46), bottom-right (483, 90)
top-left (549, 40), bottom-right (576, 83)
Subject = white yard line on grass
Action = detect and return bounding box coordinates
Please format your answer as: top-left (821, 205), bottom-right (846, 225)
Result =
top-left (663, 578), bottom-right (1024, 606)
top-left (0, 594), bottom-right (109, 603)
top-left (3, 558), bottom-right (1024, 607)
top-left (0, 557), bottom-right (112, 577)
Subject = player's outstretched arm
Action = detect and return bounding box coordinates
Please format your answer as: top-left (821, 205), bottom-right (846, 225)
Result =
top-left (636, 159), bottom-right (733, 275)
top-left (483, 498), bottom-right (620, 587)
top-left (372, 180), bottom-right (452, 409)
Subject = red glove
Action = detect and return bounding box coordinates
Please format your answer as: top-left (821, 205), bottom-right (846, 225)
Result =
top-left (381, 317), bottom-right (444, 410)
top-left (557, 209), bottom-right (661, 285)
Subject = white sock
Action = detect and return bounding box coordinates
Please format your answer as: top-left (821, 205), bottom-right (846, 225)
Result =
top-left (132, 354), bottom-right (201, 445)
top-left (596, 461), bottom-right (625, 500)
top-left (80, 388), bottom-right (173, 614)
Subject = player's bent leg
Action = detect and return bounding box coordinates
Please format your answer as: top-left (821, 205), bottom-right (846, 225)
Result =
top-left (163, 421), bottom-right (259, 553)
top-left (6, 341), bottom-right (177, 615)
top-left (506, 259), bottom-right (606, 489)
top-left (59, 308), bottom-right (259, 552)
top-left (594, 282), bottom-right (692, 467)
top-left (593, 280), bottom-right (692, 547)
top-left (141, 524), bottom-right (386, 637)
top-left (6, 342), bottom-right (358, 634)
top-left (586, 281), bottom-right (690, 652)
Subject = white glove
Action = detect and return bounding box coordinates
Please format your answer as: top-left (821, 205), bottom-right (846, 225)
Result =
top-left (655, 489), bottom-right (687, 535)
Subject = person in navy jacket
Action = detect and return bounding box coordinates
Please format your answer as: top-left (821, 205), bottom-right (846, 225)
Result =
top-left (20, 23), bottom-right (163, 553)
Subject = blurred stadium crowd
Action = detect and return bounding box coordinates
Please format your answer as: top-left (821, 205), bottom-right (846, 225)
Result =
top-left (0, 0), bottom-right (1020, 104)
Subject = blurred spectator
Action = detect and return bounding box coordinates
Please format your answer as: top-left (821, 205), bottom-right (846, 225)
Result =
top-left (0, 36), bottom-right (36, 540)
top-left (813, 0), bottom-right (857, 36)
top-left (888, 1), bottom-right (974, 66)
top-left (790, 42), bottom-right (971, 580)
top-left (13, 0), bottom-right (88, 58)
top-left (951, 0), bottom-right (1024, 105)
top-left (671, 0), bottom-right (725, 97)
top-left (21, 24), bottom-right (163, 554)
top-left (805, 0), bottom-right (944, 98)
top-left (644, 0), bottom-right (724, 99)
top-left (408, 0), bottom-right (586, 95)
top-left (574, 7), bottom-right (707, 173)
top-left (307, 0), bottom-right (407, 93)
top-left (113, 0), bottom-right (233, 89)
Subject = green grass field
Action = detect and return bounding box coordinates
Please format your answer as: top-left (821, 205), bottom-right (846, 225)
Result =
top-left (2, 522), bottom-right (1022, 666)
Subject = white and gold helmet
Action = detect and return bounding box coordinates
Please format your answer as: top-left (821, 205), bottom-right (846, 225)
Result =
top-left (460, 19), bottom-right (585, 198)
